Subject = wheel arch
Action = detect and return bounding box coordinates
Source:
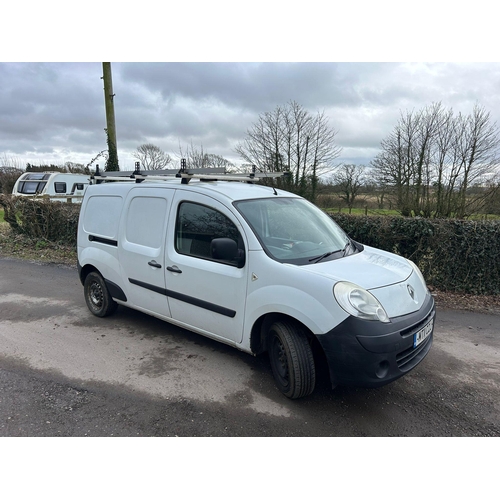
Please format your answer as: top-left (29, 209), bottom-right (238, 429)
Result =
top-left (78, 263), bottom-right (100, 285)
top-left (250, 313), bottom-right (320, 355)
top-left (250, 313), bottom-right (332, 387)
top-left (78, 263), bottom-right (127, 302)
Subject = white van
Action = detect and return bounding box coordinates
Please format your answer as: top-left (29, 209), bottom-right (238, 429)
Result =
top-left (12, 172), bottom-right (90, 202)
top-left (77, 168), bottom-right (435, 399)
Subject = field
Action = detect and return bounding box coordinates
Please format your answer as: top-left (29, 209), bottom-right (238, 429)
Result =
top-left (324, 207), bottom-right (400, 216)
top-left (323, 205), bottom-right (500, 220)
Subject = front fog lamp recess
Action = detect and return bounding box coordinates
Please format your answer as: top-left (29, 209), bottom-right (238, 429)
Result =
top-left (334, 282), bottom-right (390, 323)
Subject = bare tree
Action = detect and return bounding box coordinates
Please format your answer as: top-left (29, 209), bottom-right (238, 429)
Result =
top-left (0, 155), bottom-right (23, 194)
top-left (235, 101), bottom-right (341, 201)
top-left (1, 154), bottom-right (24, 171)
top-left (433, 107), bottom-right (457, 217)
top-left (204, 154), bottom-right (235, 170)
top-left (372, 103), bottom-right (500, 218)
top-left (331, 164), bottom-right (366, 213)
top-left (372, 121), bottom-right (412, 215)
top-left (177, 143), bottom-right (235, 170)
top-left (133, 144), bottom-right (172, 170)
top-left (454, 105), bottom-right (500, 217)
top-left (63, 161), bottom-right (87, 174)
top-left (177, 142), bottom-right (207, 169)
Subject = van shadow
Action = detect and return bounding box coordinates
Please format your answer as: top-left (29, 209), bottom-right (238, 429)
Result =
top-left (89, 305), bottom-right (392, 406)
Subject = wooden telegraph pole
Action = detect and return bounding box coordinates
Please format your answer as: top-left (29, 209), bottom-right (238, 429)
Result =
top-left (102, 62), bottom-right (119, 171)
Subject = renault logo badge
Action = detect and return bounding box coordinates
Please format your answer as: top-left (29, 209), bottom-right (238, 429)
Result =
top-left (407, 284), bottom-right (415, 300)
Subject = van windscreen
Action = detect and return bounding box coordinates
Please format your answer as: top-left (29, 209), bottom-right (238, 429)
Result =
top-left (235, 197), bottom-right (352, 265)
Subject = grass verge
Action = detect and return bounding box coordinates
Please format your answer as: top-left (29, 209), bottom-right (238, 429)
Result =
top-left (0, 222), bottom-right (77, 267)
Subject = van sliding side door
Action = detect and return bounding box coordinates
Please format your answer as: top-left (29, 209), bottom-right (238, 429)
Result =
top-left (118, 188), bottom-right (172, 318)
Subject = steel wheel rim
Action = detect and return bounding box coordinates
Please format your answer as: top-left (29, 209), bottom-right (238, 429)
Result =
top-left (272, 336), bottom-right (289, 384)
top-left (89, 281), bottom-right (104, 309)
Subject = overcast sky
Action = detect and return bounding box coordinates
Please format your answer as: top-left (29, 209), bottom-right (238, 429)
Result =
top-left (2, 3), bottom-right (499, 173)
top-left (2, 61), bottom-right (500, 172)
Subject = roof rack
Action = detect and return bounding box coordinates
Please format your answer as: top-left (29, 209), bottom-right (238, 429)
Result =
top-left (90, 160), bottom-right (289, 185)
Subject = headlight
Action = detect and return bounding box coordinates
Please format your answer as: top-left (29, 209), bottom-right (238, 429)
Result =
top-left (333, 281), bottom-right (390, 323)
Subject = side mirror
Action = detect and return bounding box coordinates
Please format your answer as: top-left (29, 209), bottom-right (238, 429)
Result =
top-left (211, 238), bottom-right (245, 268)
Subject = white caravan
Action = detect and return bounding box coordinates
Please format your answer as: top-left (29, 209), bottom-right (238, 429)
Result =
top-left (12, 172), bottom-right (90, 202)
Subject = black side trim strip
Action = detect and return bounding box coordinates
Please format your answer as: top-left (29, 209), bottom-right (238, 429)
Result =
top-left (128, 278), bottom-right (236, 318)
top-left (129, 278), bottom-right (167, 296)
top-left (167, 289), bottom-right (236, 318)
top-left (88, 235), bottom-right (118, 247)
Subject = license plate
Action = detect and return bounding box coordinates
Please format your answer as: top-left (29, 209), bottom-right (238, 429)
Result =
top-left (414, 319), bottom-right (433, 348)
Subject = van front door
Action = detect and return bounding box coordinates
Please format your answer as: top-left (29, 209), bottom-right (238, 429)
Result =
top-left (165, 191), bottom-right (248, 344)
top-left (119, 189), bottom-right (172, 318)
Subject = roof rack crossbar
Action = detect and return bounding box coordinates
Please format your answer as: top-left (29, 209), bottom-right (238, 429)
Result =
top-left (90, 166), bottom-right (289, 185)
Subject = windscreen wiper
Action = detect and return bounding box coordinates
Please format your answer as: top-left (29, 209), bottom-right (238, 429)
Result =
top-left (309, 242), bottom-right (351, 264)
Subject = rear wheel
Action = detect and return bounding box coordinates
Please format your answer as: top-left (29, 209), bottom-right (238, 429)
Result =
top-left (84, 271), bottom-right (117, 317)
top-left (268, 321), bottom-right (316, 399)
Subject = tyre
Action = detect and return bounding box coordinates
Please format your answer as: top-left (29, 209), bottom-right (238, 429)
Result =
top-left (268, 321), bottom-right (316, 399)
top-left (84, 271), bottom-right (118, 317)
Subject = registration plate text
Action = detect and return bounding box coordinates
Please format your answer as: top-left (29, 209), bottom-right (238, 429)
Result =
top-left (414, 319), bottom-right (433, 348)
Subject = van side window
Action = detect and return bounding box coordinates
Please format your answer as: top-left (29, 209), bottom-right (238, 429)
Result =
top-left (83, 195), bottom-right (122, 239)
top-left (125, 196), bottom-right (167, 249)
top-left (176, 202), bottom-right (243, 263)
top-left (54, 182), bottom-right (67, 194)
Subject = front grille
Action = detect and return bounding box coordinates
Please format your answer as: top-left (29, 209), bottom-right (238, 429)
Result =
top-left (400, 312), bottom-right (433, 339)
top-left (396, 333), bottom-right (432, 370)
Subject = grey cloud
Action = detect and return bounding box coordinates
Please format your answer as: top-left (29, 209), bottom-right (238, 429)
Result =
top-left (0, 63), bottom-right (105, 157)
top-left (2, 62), bottom-right (500, 168)
top-left (118, 62), bottom-right (361, 112)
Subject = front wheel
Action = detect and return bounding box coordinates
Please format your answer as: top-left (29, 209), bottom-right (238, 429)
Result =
top-left (268, 321), bottom-right (316, 399)
top-left (84, 271), bottom-right (117, 317)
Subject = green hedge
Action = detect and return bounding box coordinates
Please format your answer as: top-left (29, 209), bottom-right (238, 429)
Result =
top-left (331, 213), bottom-right (500, 295)
top-left (1, 195), bottom-right (499, 295)
top-left (0, 195), bottom-right (81, 246)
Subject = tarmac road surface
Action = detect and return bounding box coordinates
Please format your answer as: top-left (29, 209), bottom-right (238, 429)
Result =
top-left (1, 256), bottom-right (499, 437)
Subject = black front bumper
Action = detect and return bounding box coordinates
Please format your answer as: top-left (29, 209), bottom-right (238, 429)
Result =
top-left (316, 293), bottom-right (435, 388)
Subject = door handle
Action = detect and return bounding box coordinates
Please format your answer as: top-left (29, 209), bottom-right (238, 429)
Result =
top-left (167, 265), bottom-right (182, 274)
top-left (148, 260), bottom-right (162, 269)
